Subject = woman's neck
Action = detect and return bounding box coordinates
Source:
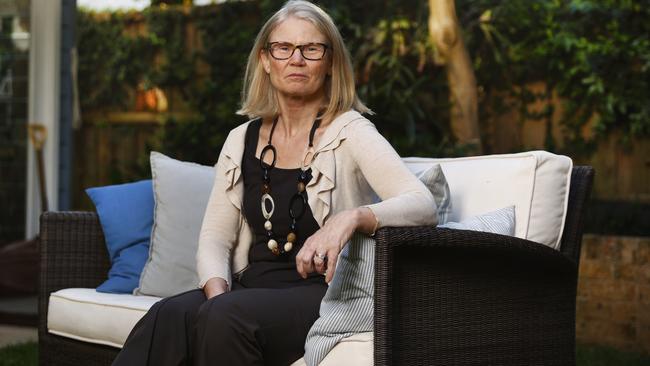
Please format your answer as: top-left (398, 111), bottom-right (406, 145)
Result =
top-left (276, 92), bottom-right (326, 137)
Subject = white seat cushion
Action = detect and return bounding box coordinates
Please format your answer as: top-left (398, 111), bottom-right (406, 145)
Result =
top-left (47, 288), bottom-right (161, 348)
top-left (48, 288), bottom-right (373, 365)
top-left (291, 332), bottom-right (373, 366)
top-left (403, 151), bottom-right (572, 249)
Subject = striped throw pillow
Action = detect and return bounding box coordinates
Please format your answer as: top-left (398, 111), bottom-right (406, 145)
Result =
top-left (303, 165), bottom-right (451, 365)
top-left (439, 206), bottom-right (516, 236)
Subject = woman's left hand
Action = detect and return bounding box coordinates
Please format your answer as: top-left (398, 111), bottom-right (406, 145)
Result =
top-left (295, 209), bottom-right (361, 283)
top-left (296, 210), bottom-right (357, 283)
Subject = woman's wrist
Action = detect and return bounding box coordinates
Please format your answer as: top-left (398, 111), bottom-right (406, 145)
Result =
top-left (354, 207), bottom-right (379, 236)
top-left (203, 277), bottom-right (229, 299)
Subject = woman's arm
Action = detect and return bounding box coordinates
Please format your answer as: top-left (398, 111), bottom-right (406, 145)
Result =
top-left (196, 147), bottom-right (241, 298)
top-left (352, 120), bottom-right (437, 228)
top-left (296, 119), bottom-right (436, 282)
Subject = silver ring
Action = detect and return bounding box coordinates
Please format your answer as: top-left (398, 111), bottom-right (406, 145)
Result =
top-left (314, 253), bottom-right (327, 262)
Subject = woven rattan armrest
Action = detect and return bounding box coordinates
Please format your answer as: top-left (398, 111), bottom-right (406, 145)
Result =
top-left (374, 226), bottom-right (577, 366)
top-left (39, 212), bottom-right (110, 338)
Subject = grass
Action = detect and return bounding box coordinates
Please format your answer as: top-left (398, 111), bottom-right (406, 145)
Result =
top-left (0, 342), bottom-right (37, 366)
top-left (0, 341), bottom-right (648, 365)
top-left (576, 343), bottom-right (650, 366)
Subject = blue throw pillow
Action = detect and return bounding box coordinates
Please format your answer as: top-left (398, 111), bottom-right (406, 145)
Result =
top-left (86, 180), bottom-right (154, 293)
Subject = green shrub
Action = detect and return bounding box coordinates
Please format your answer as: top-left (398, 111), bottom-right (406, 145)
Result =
top-left (77, 0), bottom-right (650, 166)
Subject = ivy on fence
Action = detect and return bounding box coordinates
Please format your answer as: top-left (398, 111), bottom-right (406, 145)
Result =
top-left (460, 0), bottom-right (650, 156)
top-left (77, 0), bottom-right (650, 166)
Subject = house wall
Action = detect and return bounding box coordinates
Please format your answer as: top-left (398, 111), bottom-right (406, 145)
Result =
top-left (25, 0), bottom-right (61, 238)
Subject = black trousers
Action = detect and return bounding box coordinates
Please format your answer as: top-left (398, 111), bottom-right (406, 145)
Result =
top-left (112, 282), bottom-right (327, 366)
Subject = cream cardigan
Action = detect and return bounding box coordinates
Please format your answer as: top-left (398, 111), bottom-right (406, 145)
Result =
top-left (196, 110), bottom-right (437, 288)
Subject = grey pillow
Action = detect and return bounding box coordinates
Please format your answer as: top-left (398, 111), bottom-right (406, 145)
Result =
top-left (415, 163), bottom-right (452, 224)
top-left (135, 152), bottom-right (215, 297)
top-left (304, 164), bottom-right (451, 365)
top-left (439, 206), bottom-right (516, 236)
top-left (369, 163), bottom-right (451, 224)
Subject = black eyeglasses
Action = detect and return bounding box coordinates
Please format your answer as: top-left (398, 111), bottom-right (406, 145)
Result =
top-left (267, 42), bottom-right (329, 61)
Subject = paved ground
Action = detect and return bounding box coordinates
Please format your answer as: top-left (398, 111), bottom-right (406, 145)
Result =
top-left (0, 295), bottom-right (38, 348)
top-left (0, 324), bottom-right (37, 348)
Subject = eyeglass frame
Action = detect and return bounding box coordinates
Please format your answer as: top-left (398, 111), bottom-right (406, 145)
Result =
top-left (266, 42), bottom-right (330, 61)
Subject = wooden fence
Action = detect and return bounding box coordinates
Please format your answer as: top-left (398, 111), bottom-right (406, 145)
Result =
top-left (72, 114), bottom-right (161, 210)
top-left (486, 82), bottom-right (649, 203)
top-left (73, 110), bottom-right (650, 210)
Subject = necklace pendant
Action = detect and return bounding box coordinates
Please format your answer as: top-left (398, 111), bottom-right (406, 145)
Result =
top-left (261, 193), bottom-right (275, 219)
top-left (267, 239), bottom-right (279, 255)
top-left (264, 220), bottom-right (272, 231)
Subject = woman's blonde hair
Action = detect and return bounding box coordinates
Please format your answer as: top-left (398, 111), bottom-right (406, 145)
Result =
top-left (237, 0), bottom-right (371, 120)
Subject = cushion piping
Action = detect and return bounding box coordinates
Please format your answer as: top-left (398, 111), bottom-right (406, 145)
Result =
top-left (48, 329), bottom-right (124, 349)
top-left (49, 293), bottom-right (158, 312)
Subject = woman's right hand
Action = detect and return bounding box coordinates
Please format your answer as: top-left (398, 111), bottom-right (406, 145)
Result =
top-left (203, 277), bottom-right (229, 299)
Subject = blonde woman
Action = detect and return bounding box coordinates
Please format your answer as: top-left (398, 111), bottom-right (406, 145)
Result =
top-left (113, 1), bottom-right (436, 365)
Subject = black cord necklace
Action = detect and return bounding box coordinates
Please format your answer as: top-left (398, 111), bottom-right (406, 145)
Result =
top-left (259, 114), bottom-right (321, 255)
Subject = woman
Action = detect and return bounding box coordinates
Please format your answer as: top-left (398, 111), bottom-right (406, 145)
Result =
top-left (113, 1), bottom-right (436, 365)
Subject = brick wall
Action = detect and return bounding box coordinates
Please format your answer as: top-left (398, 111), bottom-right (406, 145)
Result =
top-left (577, 234), bottom-right (650, 354)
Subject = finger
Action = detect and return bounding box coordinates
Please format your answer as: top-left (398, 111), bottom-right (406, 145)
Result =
top-left (298, 243), bottom-right (315, 278)
top-left (302, 251), bottom-right (316, 277)
top-left (298, 236), bottom-right (316, 276)
top-left (325, 249), bottom-right (338, 283)
top-left (298, 234), bottom-right (321, 278)
top-left (295, 247), bottom-right (305, 278)
top-left (297, 254), bottom-right (314, 279)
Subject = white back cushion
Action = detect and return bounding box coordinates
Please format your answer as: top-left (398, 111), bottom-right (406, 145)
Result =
top-left (403, 151), bottom-right (572, 249)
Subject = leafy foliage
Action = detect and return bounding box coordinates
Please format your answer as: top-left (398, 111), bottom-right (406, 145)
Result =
top-left (76, 12), bottom-right (155, 110)
top-left (76, 0), bottom-right (650, 165)
top-left (459, 0), bottom-right (650, 154)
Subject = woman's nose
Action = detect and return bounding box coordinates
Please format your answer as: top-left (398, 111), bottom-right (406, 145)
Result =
top-left (289, 48), bottom-right (307, 64)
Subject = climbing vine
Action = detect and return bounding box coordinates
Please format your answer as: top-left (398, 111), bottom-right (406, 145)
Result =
top-left (77, 0), bottom-right (650, 163)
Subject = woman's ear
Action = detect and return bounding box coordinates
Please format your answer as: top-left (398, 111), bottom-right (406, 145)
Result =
top-left (260, 50), bottom-right (271, 74)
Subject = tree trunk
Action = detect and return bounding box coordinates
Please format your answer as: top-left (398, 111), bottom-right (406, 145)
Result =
top-left (429, 0), bottom-right (482, 153)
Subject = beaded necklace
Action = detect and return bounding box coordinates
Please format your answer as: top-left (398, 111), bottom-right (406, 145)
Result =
top-left (259, 114), bottom-right (321, 255)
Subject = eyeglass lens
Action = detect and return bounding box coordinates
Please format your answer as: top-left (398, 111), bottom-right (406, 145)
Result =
top-left (269, 42), bottom-right (327, 60)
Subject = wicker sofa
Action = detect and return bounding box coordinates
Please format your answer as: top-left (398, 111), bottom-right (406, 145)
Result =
top-left (39, 157), bottom-right (593, 365)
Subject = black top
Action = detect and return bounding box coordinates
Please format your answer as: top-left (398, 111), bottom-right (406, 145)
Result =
top-left (240, 118), bottom-right (325, 288)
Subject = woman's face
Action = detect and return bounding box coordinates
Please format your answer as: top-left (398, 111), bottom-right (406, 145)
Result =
top-left (261, 17), bottom-right (331, 100)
